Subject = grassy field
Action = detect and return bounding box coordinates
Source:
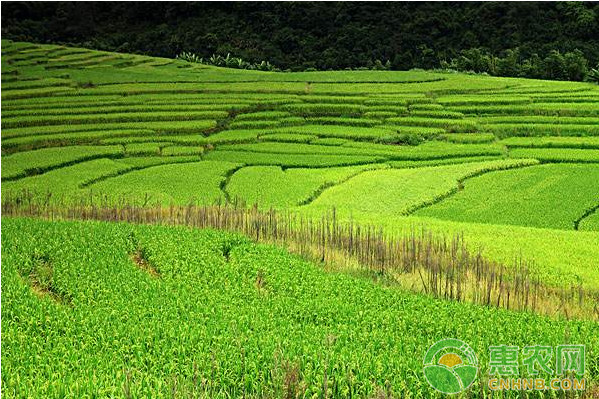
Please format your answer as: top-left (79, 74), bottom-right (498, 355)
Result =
top-left (3, 218), bottom-right (598, 398)
top-left (415, 164), bottom-right (599, 230)
top-left (2, 40), bottom-right (599, 397)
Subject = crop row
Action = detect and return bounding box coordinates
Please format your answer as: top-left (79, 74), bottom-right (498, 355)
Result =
top-left (407, 110), bottom-right (465, 119)
top-left (386, 117), bottom-right (478, 132)
top-left (227, 117), bottom-right (305, 130)
top-left (509, 148), bottom-right (599, 163)
top-left (1, 111), bottom-right (228, 129)
top-left (483, 123), bottom-right (599, 137)
top-left (216, 140), bottom-right (504, 160)
top-left (448, 103), bottom-right (599, 117)
top-left (274, 124), bottom-right (398, 141)
top-left (282, 103), bottom-right (364, 116)
top-left (1, 77), bottom-right (73, 91)
top-left (304, 117), bottom-right (380, 127)
top-left (2, 93), bottom-right (302, 109)
top-left (260, 133), bottom-right (317, 143)
top-left (2, 145), bottom-right (125, 180)
top-left (417, 163), bottom-right (599, 230)
top-left (303, 159), bottom-right (538, 218)
top-left (388, 155), bottom-right (501, 168)
top-left (499, 136), bottom-right (599, 149)
top-left (1, 104), bottom-right (252, 117)
top-left (3, 120), bottom-right (218, 139)
top-left (480, 83), bottom-right (592, 95)
top-left (2, 129), bottom-right (156, 152)
top-left (100, 135), bottom-right (205, 146)
top-left (1, 86), bottom-right (76, 100)
top-left (478, 116), bottom-right (599, 125)
top-left (234, 111), bottom-right (293, 121)
top-left (4, 217), bottom-right (596, 397)
top-left (122, 144), bottom-right (204, 158)
top-left (204, 150), bottom-right (385, 168)
top-left (436, 95), bottom-right (532, 106)
top-left (438, 133), bottom-right (496, 144)
top-left (227, 164), bottom-right (386, 208)
top-left (0, 78), bottom-right (515, 99)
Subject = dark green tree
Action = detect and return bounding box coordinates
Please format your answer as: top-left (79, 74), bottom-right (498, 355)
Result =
top-left (563, 50), bottom-right (588, 81)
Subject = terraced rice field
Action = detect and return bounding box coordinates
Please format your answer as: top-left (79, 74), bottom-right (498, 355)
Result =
top-left (2, 40), bottom-right (599, 397)
top-left (415, 163), bottom-right (599, 230)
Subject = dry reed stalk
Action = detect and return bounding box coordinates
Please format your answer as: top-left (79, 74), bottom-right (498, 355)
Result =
top-left (2, 190), bottom-right (594, 319)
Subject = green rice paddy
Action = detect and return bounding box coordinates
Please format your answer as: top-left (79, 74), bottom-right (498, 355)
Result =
top-left (2, 40), bottom-right (599, 397)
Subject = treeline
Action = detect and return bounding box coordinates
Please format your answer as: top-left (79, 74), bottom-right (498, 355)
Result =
top-left (442, 48), bottom-right (598, 82)
top-left (2, 2), bottom-right (599, 81)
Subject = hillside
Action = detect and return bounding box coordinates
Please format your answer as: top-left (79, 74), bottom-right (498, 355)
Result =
top-left (2, 40), bottom-right (599, 397)
top-left (2, 40), bottom-right (599, 288)
top-left (3, 2), bottom-right (598, 75)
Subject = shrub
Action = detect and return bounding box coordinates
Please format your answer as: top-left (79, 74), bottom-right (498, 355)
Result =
top-left (587, 65), bottom-right (599, 84)
top-left (176, 51), bottom-right (278, 71)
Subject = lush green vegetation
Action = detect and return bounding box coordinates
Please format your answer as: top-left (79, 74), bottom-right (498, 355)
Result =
top-left (415, 164), bottom-right (599, 230)
top-left (2, 40), bottom-right (598, 267)
top-left (2, 145), bottom-right (123, 179)
top-left (580, 211), bottom-right (599, 231)
top-left (500, 136), bottom-right (599, 149)
top-left (227, 164), bottom-right (386, 208)
top-left (3, 159), bottom-right (133, 195)
top-left (89, 161), bottom-right (240, 204)
top-left (3, 218), bottom-right (598, 397)
top-left (509, 148), bottom-right (599, 163)
top-left (302, 159), bottom-right (537, 218)
top-left (3, 2), bottom-right (598, 80)
top-left (3, 40), bottom-right (599, 397)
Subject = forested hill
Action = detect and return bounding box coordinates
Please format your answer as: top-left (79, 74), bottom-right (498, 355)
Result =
top-left (2, 2), bottom-right (598, 78)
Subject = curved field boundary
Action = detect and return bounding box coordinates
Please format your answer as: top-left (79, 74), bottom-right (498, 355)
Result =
top-left (2, 129), bottom-right (157, 154)
top-left (296, 164), bottom-right (391, 206)
top-left (209, 150), bottom-right (389, 170)
top-left (412, 163), bottom-right (599, 231)
top-left (2, 111), bottom-right (228, 129)
top-left (223, 163), bottom-right (390, 208)
top-left (2, 153), bottom-right (124, 182)
top-left (574, 203), bottom-right (599, 231)
top-left (84, 160), bottom-right (242, 205)
top-left (301, 159), bottom-right (539, 218)
top-left (403, 159), bottom-right (540, 216)
top-left (295, 156), bottom-right (510, 208)
top-left (2, 146), bottom-right (125, 181)
top-left (220, 165), bottom-right (246, 203)
top-left (80, 157), bottom-right (202, 188)
top-left (1, 104), bottom-right (251, 118)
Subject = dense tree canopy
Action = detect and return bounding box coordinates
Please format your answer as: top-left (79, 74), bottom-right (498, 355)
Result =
top-left (2, 2), bottom-right (598, 79)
